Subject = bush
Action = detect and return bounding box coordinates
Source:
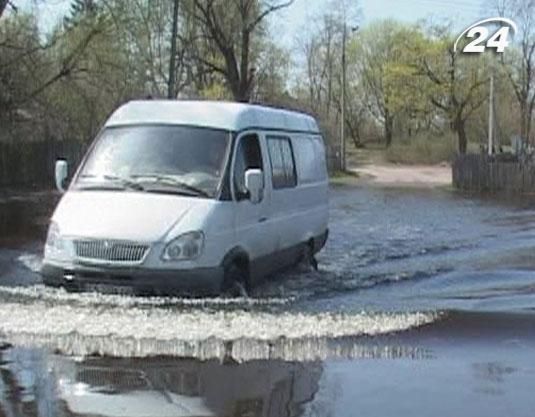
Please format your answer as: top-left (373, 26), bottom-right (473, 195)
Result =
top-left (385, 134), bottom-right (457, 164)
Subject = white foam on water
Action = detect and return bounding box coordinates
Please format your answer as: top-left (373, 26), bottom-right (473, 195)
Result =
top-left (0, 285), bottom-right (293, 308)
top-left (16, 253), bottom-right (42, 273)
top-left (0, 299), bottom-right (439, 360)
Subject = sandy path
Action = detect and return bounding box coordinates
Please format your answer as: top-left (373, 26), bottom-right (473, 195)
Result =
top-left (344, 147), bottom-right (452, 188)
top-left (351, 163), bottom-right (451, 188)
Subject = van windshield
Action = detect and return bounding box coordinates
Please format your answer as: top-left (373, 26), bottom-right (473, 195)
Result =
top-left (75, 125), bottom-right (230, 198)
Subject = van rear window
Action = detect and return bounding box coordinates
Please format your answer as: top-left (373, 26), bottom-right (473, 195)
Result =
top-left (267, 136), bottom-right (297, 189)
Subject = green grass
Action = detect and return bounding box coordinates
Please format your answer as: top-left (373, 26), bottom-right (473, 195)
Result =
top-left (329, 170), bottom-right (360, 178)
top-left (329, 170), bottom-right (360, 186)
top-left (385, 134), bottom-right (457, 165)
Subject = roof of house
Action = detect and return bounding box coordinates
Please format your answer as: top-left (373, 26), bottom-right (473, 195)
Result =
top-left (105, 100), bottom-right (320, 133)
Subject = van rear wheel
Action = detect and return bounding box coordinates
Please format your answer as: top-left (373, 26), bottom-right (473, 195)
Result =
top-left (301, 240), bottom-right (318, 271)
top-left (221, 262), bottom-right (249, 297)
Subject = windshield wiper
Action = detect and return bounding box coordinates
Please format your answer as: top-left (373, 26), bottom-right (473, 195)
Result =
top-left (103, 175), bottom-right (145, 191)
top-left (133, 174), bottom-right (210, 198)
top-left (78, 174), bottom-right (144, 191)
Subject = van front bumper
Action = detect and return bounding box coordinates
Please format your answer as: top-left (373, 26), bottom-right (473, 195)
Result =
top-left (41, 262), bottom-right (224, 296)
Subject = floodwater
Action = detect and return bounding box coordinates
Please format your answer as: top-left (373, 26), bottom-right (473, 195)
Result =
top-left (1, 185), bottom-right (535, 416)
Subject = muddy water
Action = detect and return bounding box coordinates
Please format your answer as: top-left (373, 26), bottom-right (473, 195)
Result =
top-left (1, 185), bottom-right (535, 416)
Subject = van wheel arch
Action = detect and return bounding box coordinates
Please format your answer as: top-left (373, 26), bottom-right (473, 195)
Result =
top-left (301, 238), bottom-right (319, 271)
top-left (221, 248), bottom-right (251, 295)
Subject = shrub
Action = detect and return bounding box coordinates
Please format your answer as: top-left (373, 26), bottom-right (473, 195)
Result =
top-left (385, 134), bottom-right (457, 164)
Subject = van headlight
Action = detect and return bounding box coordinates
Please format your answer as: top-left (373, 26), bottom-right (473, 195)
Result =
top-left (45, 222), bottom-right (68, 259)
top-left (161, 231), bottom-right (204, 261)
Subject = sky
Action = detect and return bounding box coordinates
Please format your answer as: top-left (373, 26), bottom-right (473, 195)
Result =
top-left (277, 0), bottom-right (485, 48)
top-left (16, 0), bottom-right (486, 45)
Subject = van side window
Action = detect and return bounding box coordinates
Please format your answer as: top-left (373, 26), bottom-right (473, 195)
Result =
top-left (267, 136), bottom-right (297, 189)
top-left (293, 135), bottom-right (327, 183)
top-left (233, 134), bottom-right (263, 201)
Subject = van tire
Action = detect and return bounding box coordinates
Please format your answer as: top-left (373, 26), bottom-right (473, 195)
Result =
top-left (221, 261), bottom-right (249, 297)
top-left (301, 240), bottom-right (318, 271)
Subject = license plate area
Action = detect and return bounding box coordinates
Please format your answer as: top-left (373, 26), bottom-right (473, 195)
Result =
top-left (83, 283), bottom-right (135, 295)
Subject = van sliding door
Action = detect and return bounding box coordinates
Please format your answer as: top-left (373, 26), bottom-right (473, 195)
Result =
top-left (231, 133), bottom-right (275, 281)
top-left (266, 135), bottom-right (302, 266)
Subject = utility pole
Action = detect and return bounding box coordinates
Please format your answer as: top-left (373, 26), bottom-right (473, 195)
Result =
top-left (487, 73), bottom-right (494, 156)
top-left (167, 0), bottom-right (180, 99)
top-left (340, 24), bottom-right (358, 172)
top-left (341, 23), bottom-right (347, 171)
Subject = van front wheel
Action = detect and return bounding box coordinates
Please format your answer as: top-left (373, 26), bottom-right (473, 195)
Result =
top-left (221, 262), bottom-right (249, 297)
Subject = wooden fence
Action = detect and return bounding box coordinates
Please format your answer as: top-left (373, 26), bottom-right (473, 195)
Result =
top-left (325, 144), bottom-right (341, 173)
top-left (453, 153), bottom-right (535, 194)
top-left (0, 140), bottom-right (87, 189)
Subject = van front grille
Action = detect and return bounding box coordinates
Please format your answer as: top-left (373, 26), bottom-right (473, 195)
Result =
top-left (74, 240), bottom-right (149, 264)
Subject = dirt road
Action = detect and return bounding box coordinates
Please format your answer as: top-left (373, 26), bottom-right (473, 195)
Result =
top-left (347, 147), bottom-right (451, 188)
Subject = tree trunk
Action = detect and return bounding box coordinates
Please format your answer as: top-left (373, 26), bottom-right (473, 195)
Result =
top-left (167, 0), bottom-right (180, 99)
top-left (384, 111), bottom-right (393, 147)
top-left (221, 44), bottom-right (250, 102)
top-left (519, 98), bottom-right (533, 145)
top-left (346, 121), bottom-right (359, 148)
top-left (528, 108), bottom-right (533, 145)
top-left (225, 50), bottom-right (242, 101)
top-left (454, 116), bottom-right (467, 154)
top-left (237, 28), bottom-right (251, 102)
top-left (0, 0), bottom-right (8, 20)
top-left (520, 101), bottom-right (527, 139)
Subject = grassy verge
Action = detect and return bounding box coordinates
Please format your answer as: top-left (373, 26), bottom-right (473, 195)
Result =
top-left (329, 170), bottom-right (360, 186)
top-left (385, 134), bottom-right (456, 165)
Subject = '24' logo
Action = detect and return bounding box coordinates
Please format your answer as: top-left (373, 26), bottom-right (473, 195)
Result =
top-left (454, 17), bottom-right (517, 53)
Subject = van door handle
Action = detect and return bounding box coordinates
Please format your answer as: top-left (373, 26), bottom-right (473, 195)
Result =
top-left (259, 217), bottom-right (268, 223)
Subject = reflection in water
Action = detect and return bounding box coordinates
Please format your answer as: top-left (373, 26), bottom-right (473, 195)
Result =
top-left (472, 362), bottom-right (517, 397)
top-left (57, 357), bottom-right (321, 417)
top-left (0, 340), bottom-right (433, 417)
top-left (0, 345), bottom-right (323, 417)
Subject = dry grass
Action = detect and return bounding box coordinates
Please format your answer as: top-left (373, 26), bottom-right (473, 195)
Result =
top-left (385, 134), bottom-right (457, 165)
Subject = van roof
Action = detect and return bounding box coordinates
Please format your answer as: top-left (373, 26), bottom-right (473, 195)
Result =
top-left (105, 100), bottom-right (320, 134)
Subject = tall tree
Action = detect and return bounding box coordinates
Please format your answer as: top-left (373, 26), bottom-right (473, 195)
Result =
top-left (299, 12), bottom-right (342, 115)
top-left (495, 0), bottom-right (535, 143)
top-left (167, 0), bottom-right (180, 98)
top-left (0, 0), bottom-right (15, 20)
top-left (192, 0), bottom-right (294, 102)
top-left (252, 40), bottom-right (291, 104)
top-left (353, 21), bottom-right (415, 147)
top-left (411, 27), bottom-right (489, 154)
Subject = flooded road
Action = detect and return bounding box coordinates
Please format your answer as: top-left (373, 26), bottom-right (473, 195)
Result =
top-left (1, 185), bottom-right (535, 416)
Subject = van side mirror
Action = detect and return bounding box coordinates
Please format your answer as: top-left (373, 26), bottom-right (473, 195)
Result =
top-left (55, 159), bottom-right (68, 193)
top-left (244, 169), bottom-right (263, 204)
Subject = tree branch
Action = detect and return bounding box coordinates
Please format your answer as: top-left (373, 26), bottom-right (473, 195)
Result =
top-left (24, 26), bottom-right (102, 101)
top-left (246, 0), bottom-right (294, 32)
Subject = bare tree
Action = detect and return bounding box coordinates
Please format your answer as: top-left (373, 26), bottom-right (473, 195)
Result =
top-left (417, 45), bottom-right (488, 154)
top-left (297, 9), bottom-right (369, 148)
top-left (495, 0), bottom-right (535, 143)
top-left (167, 0), bottom-right (180, 98)
top-left (0, 0), bottom-right (15, 20)
top-left (192, 0), bottom-right (294, 102)
top-left (0, 9), bottom-right (105, 118)
top-left (298, 14), bottom-right (341, 115)
top-left (355, 21), bottom-right (403, 147)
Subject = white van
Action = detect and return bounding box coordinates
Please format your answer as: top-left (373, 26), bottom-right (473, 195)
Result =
top-left (41, 100), bottom-right (329, 295)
